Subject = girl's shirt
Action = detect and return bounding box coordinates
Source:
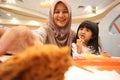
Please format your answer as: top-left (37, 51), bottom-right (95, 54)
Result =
top-left (72, 43), bottom-right (96, 59)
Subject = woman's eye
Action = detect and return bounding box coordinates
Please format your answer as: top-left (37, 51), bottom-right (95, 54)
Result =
top-left (54, 10), bottom-right (68, 14)
top-left (54, 11), bottom-right (59, 14)
top-left (63, 10), bottom-right (68, 13)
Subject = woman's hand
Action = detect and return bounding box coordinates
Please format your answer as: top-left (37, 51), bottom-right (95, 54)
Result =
top-left (0, 26), bottom-right (41, 56)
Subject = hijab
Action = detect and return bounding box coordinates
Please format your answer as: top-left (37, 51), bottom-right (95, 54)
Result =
top-left (44, 0), bottom-right (75, 48)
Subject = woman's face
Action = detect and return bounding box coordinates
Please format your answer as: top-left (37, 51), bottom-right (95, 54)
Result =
top-left (53, 2), bottom-right (69, 28)
top-left (78, 27), bottom-right (93, 45)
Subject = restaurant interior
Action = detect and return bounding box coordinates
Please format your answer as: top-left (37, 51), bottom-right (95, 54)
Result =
top-left (0, 0), bottom-right (120, 80)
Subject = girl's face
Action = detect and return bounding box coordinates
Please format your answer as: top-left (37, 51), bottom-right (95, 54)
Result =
top-left (53, 2), bottom-right (69, 28)
top-left (78, 27), bottom-right (93, 45)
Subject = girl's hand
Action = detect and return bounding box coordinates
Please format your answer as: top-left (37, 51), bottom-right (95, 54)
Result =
top-left (76, 36), bottom-right (85, 54)
top-left (76, 39), bottom-right (83, 54)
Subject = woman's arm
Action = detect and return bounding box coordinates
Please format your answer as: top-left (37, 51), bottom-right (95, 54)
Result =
top-left (32, 27), bottom-right (47, 44)
top-left (0, 26), bottom-right (41, 56)
top-left (0, 27), bottom-right (8, 37)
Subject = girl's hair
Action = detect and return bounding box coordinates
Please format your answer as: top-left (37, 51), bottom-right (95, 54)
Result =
top-left (74, 20), bottom-right (99, 54)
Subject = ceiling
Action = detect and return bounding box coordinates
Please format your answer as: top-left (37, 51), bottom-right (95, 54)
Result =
top-left (0, 0), bottom-right (120, 26)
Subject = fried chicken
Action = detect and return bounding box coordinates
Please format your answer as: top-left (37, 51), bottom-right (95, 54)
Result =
top-left (0, 44), bottom-right (72, 80)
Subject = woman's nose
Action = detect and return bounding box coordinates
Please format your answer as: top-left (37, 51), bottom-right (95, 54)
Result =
top-left (59, 12), bottom-right (64, 17)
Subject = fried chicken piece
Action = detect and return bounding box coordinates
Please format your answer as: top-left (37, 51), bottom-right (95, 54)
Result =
top-left (0, 44), bottom-right (72, 80)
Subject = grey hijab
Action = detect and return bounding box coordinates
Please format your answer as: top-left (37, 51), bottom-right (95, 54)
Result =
top-left (44, 0), bottom-right (75, 47)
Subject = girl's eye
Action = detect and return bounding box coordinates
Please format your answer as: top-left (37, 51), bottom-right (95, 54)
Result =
top-left (86, 29), bottom-right (91, 32)
top-left (79, 28), bottom-right (83, 30)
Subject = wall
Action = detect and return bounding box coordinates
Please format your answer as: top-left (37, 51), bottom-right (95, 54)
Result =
top-left (99, 4), bottom-right (120, 57)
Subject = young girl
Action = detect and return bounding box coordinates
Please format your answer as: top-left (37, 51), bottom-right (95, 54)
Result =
top-left (72, 20), bottom-right (101, 59)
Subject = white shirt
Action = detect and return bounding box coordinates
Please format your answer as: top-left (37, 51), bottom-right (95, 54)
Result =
top-left (72, 43), bottom-right (95, 59)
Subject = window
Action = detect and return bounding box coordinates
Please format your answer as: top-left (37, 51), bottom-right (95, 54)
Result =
top-left (110, 15), bottom-right (120, 34)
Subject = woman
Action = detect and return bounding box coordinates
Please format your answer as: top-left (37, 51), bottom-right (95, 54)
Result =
top-left (0, 0), bottom-right (75, 56)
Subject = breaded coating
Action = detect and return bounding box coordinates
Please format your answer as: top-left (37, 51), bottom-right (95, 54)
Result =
top-left (0, 44), bottom-right (72, 80)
